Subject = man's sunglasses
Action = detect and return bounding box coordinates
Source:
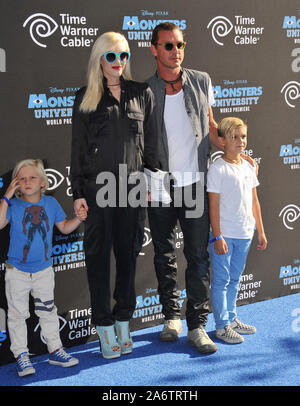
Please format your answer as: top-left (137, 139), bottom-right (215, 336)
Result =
top-left (156, 41), bottom-right (187, 51)
top-left (102, 51), bottom-right (131, 64)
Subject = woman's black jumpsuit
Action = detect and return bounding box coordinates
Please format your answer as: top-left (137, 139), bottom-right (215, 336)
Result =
top-left (70, 77), bottom-right (158, 326)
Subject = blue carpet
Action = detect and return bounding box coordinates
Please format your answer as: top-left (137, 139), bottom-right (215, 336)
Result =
top-left (0, 293), bottom-right (299, 387)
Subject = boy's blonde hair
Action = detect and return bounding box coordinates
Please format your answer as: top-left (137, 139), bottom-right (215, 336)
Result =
top-left (12, 159), bottom-right (49, 198)
top-left (218, 117), bottom-right (247, 139)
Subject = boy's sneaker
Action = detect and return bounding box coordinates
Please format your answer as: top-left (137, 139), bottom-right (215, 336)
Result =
top-left (16, 352), bottom-right (35, 377)
top-left (216, 325), bottom-right (244, 344)
top-left (160, 319), bottom-right (183, 341)
top-left (230, 318), bottom-right (256, 334)
top-left (49, 347), bottom-right (79, 367)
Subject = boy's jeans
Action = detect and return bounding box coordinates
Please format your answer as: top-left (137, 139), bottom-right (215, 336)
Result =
top-left (209, 236), bottom-right (252, 330)
top-left (5, 264), bottom-right (62, 358)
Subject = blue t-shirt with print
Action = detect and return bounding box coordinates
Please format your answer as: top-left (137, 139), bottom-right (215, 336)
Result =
top-left (6, 195), bottom-right (66, 273)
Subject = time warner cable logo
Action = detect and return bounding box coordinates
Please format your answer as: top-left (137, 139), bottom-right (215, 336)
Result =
top-left (207, 15), bottom-right (264, 46)
top-left (279, 204), bottom-right (300, 230)
top-left (23, 13), bottom-right (58, 47)
top-left (281, 81), bottom-right (300, 108)
top-left (23, 12), bottom-right (99, 48)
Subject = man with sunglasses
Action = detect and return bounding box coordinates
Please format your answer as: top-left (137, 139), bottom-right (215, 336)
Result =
top-left (146, 22), bottom-right (222, 354)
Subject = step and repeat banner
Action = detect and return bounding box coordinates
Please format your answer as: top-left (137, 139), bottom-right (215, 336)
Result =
top-left (0, 0), bottom-right (299, 364)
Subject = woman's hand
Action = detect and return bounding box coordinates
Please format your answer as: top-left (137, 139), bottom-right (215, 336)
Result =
top-left (74, 198), bottom-right (89, 220)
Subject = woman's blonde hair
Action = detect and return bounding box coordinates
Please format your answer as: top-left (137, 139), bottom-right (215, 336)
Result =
top-left (218, 117), bottom-right (247, 139)
top-left (12, 159), bottom-right (49, 198)
top-left (80, 31), bottom-right (132, 113)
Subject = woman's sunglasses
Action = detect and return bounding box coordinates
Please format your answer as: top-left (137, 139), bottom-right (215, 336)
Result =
top-left (102, 51), bottom-right (131, 64)
top-left (156, 41), bottom-right (187, 51)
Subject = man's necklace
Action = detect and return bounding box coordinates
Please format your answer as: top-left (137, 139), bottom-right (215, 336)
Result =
top-left (162, 70), bottom-right (183, 92)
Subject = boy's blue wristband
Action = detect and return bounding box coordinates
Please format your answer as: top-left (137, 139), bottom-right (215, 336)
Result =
top-left (2, 197), bottom-right (11, 206)
top-left (209, 235), bottom-right (222, 244)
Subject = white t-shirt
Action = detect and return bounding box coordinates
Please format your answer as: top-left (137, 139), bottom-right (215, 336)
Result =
top-left (164, 83), bottom-right (215, 187)
top-left (207, 157), bottom-right (259, 239)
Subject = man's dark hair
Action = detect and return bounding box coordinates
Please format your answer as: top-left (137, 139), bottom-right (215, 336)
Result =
top-left (151, 22), bottom-right (184, 45)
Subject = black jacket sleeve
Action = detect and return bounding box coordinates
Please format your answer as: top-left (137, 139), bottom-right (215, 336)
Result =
top-left (143, 85), bottom-right (159, 171)
top-left (70, 88), bottom-right (88, 201)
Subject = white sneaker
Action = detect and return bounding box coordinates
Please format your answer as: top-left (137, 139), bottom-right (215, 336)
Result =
top-left (230, 318), bottom-right (256, 334)
top-left (216, 325), bottom-right (244, 344)
top-left (49, 347), bottom-right (79, 367)
top-left (160, 319), bottom-right (182, 342)
top-left (16, 352), bottom-right (35, 377)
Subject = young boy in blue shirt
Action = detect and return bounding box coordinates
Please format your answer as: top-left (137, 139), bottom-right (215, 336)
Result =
top-left (0, 159), bottom-right (86, 376)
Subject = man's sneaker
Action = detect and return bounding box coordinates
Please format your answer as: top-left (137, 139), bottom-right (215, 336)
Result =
top-left (16, 352), bottom-right (35, 377)
top-left (160, 319), bottom-right (183, 342)
top-left (49, 347), bottom-right (79, 367)
top-left (188, 326), bottom-right (218, 353)
top-left (216, 325), bottom-right (244, 344)
top-left (230, 318), bottom-right (256, 334)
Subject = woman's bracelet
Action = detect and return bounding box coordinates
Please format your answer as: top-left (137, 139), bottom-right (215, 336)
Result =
top-left (2, 196), bottom-right (11, 206)
top-left (209, 235), bottom-right (223, 244)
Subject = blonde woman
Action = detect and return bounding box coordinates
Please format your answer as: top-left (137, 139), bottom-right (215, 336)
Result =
top-left (70, 32), bottom-right (158, 359)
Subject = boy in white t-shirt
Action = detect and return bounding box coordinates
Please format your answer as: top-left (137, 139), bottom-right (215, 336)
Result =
top-left (207, 117), bottom-right (267, 344)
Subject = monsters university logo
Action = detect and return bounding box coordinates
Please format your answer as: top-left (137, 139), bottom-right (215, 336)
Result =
top-left (122, 13), bottom-right (186, 46)
top-left (279, 261), bottom-right (300, 289)
top-left (279, 142), bottom-right (300, 170)
top-left (28, 91), bottom-right (75, 126)
top-left (282, 16), bottom-right (300, 42)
